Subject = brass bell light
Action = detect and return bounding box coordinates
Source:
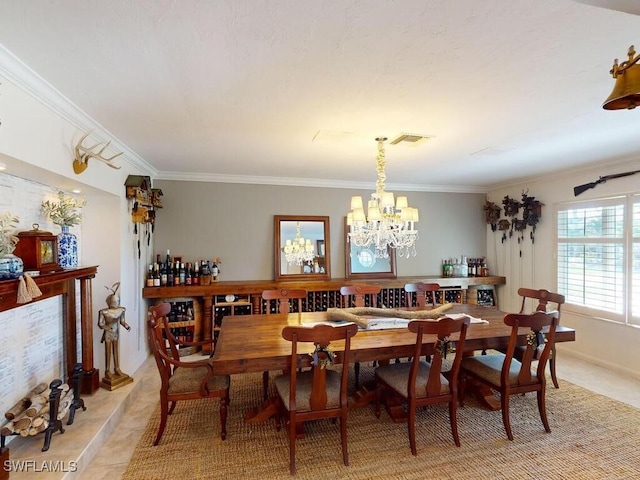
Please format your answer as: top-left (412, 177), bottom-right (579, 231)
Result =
top-left (603, 45), bottom-right (640, 110)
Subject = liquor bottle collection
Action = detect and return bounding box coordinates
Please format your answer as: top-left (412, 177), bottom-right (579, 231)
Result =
top-left (441, 256), bottom-right (488, 278)
top-left (146, 250), bottom-right (220, 287)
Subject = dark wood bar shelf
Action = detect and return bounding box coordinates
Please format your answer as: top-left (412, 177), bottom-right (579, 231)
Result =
top-left (0, 266), bottom-right (99, 394)
top-left (143, 275), bottom-right (506, 355)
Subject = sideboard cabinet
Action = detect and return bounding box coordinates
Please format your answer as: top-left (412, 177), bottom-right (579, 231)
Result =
top-left (143, 275), bottom-right (506, 355)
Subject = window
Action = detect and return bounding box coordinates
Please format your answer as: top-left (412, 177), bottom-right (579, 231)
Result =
top-left (556, 195), bottom-right (640, 325)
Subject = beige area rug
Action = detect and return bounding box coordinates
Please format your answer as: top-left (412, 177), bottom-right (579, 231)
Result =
top-left (123, 366), bottom-right (640, 480)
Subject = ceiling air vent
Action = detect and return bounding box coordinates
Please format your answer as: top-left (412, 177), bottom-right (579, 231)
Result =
top-left (389, 133), bottom-right (432, 146)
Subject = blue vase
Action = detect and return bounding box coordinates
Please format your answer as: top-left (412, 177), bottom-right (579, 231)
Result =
top-left (0, 253), bottom-right (24, 279)
top-left (57, 225), bottom-right (78, 268)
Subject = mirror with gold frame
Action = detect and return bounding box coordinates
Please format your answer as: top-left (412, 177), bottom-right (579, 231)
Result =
top-left (274, 215), bottom-right (331, 281)
top-left (344, 217), bottom-right (397, 279)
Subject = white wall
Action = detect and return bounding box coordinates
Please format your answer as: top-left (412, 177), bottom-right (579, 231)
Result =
top-left (486, 161), bottom-right (640, 379)
top-left (0, 65), bottom-right (155, 428)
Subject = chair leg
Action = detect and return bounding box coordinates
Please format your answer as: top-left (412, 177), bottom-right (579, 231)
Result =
top-left (407, 401), bottom-right (417, 456)
top-left (288, 412), bottom-right (296, 475)
top-left (501, 392), bottom-right (513, 441)
top-left (354, 362), bottom-right (360, 389)
top-left (449, 399), bottom-right (461, 447)
top-left (550, 349), bottom-right (559, 389)
top-left (537, 388), bottom-right (551, 433)
top-left (168, 401), bottom-right (177, 415)
top-left (220, 395), bottom-right (228, 440)
top-left (374, 380), bottom-right (383, 419)
top-left (263, 370), bottom-right (269, 400)
top-left (154, 398), bottom-right (169, 446)
top-left (341, 408), bottom-right (349, 466)
top-left (458, 373), bottom-right (467, 407)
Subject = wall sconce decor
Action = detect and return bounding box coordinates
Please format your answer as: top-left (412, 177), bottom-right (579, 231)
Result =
top-left (73, 132), bottom-right (123, 174)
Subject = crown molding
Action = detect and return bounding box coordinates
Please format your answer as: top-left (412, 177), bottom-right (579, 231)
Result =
top-left (153, 170), bottom-right (488, 194)
top-left (0, 44), bottom-right (157, 177)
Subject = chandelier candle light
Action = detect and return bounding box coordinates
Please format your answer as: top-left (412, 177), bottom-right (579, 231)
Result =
top-left (347, 137), bottom-right (419, 258)
top-left (283, 222), bottom-right (315, 266)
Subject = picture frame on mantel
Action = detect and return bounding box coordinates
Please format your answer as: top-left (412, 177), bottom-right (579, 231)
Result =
top-left (344, 217), bottom-right (397, 279)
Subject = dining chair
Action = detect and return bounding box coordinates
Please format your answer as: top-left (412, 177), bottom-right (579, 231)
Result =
top-left (274, 322), bottom-right (359, 475)
top-left (261, 288), bottom-right (308, 399)
top-left (459, 310), bottom-right (558, 440)
top-left (516, 287), bottom-right (565, 388)
top-left (147, 302), bottom-right (230, 445)
top-left (404, 282), bottom-right (440, 307)
top-left (262, 288), bottom-right (307, 315)
top-left (339, 284), bottom-right (381, 388)
top-left (404, 282), bottom-right (441, 365)
top-left (339, 284), bottom-right (381, 308)
top-left (374, 316), bottom-right (470, 455)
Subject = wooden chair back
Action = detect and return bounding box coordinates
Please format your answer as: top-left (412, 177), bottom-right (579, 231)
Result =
top-left (340, 284), bottom-right (381, 308)
top-left (405, 282), bottom-right (440, 307)
top-left (148, 302), bottom-right (174, 386)
top-left (502, 311), bottom-right (558, 387)
top-left (518, 288), bottom-right (565, 316)
top-left (278, 322), bottom-right (359, 474)
top-left (516, 288), bottom-right (565, 388)
top-left (262, 288), bottom-right (307, 314)
top-left (407, 316), bottom-right (470, 398)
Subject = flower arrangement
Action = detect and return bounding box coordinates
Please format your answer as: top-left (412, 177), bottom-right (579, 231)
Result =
top-left (311, 344), bottom-right (336, 369)
top-left (0, 212), bottom-right (19, 257)
top-left (41, 191), bottom-right (87, 227)
top-left (435, 336), bottom-right (453, 359)
top-left (526, 330), bottom-right (546, 349)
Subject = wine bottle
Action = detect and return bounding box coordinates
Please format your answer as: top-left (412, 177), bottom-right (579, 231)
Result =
top-left (146, 264), bottom-right (154, 287)
top-left (212, 261), bottom-right (219, 281)
top-left (153, 263), bottom-right (161, 286)
top-left (167, 261), bottom-right (174, 286)
top-left (174, 261), bottom-right (181, 286)
top-left (185, 262), bottom-right (192, 285)
top-left (179, 262), bottom-right (186, 285)
top-left (193, 261), bottom-right (200, 285)
top-left (160, 260), bottom-right (168, 286)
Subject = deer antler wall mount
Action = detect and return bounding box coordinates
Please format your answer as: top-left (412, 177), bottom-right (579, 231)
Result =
top-left (73, 132), bottom-right (123, 174)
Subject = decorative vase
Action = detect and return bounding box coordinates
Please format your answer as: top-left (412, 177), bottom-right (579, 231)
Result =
top-left (57, 225), bottom-right (78, 269)
top-left (0, 253), bottom-right (24, 279)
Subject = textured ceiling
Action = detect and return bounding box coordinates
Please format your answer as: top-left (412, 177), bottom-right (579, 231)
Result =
top-left (1, 0), bottom-right (640, 192)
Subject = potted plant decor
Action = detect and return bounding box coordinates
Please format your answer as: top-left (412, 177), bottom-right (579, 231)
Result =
top-left (0, 212), bottom-right (24, 278)
top-left (42, 191), bottom-right (86, 268)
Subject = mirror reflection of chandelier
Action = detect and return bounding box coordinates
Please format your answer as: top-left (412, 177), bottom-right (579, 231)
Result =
top-left (283, 222), bottom-right (315, 266)
top-left (347, 137), bottom-right (419, 258)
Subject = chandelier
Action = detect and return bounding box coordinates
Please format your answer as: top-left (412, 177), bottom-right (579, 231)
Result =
top-left (283, 222), bottom-right (315, 266)
top-left (347, 137), bottom-right (419, 258)
top-left (603, 45), bottom-right (640, 110)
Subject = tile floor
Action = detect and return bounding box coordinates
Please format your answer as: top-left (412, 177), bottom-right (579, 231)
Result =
top-left (4, 351), bottom-right (640, 480)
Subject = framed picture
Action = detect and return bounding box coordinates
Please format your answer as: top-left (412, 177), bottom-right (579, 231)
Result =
top-left (316, 239), bottom-right (325, 257)
top-left (344, 217), bottom-right (397, 279)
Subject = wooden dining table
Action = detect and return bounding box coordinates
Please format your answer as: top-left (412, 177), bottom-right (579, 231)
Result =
top-left (211, 304), bottom-right (576, 422)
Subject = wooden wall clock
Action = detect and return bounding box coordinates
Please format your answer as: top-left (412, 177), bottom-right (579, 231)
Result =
top-left (13, 224), bottom-right (62, 273)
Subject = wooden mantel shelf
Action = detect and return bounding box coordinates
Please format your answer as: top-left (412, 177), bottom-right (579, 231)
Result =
top-left (0, 266), bottom-right (99, 394)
